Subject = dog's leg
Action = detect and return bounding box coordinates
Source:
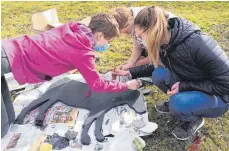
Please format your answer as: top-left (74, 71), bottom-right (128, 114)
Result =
top-left (14, 97), bottom-right (49, 124)
top-left (80, 111), bottom-right (99, 145)
top-left (94, 111), bottom-right (106, 142)
top-left (35, 99), bottom-right (56, 126)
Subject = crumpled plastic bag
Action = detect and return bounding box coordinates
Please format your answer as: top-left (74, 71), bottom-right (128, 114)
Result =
top-left (108, 129), bottom-right (146, 151)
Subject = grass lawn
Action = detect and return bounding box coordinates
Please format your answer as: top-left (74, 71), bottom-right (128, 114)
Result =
top-left (1, 1), bottom-right (229, 151)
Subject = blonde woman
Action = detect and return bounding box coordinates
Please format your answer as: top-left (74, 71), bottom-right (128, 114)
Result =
top-left (113, 6), bottom-right (229, 140)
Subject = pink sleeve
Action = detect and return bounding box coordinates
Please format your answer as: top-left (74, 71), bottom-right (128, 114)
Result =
top-left (76, 54), bottom-right (128, 92)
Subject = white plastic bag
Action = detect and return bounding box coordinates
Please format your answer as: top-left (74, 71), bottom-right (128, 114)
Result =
top-left (108, 129), bottom-right (146, 151)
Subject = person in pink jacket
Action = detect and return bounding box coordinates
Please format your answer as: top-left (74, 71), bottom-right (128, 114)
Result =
top-left (1, 13), bottom-right (140, 138)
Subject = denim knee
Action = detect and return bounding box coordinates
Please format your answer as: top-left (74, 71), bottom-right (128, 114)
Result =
top-left (169, 91), bottom-right (229, 121)
top-left (152, 66), bottom-right (171, 93)
top-left (169, 92), bottom-right (191, 116)
top-left (152, 66), bottom-right (168, 84)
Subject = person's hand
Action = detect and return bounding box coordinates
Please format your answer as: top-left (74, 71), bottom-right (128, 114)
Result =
top-left (112, 69), bottom-right (130, 76)
top-left (167, 82), bottom-right (180, 96)
top-left (126, 79), bottom-right (141, 90)
top-left (117, 62), bottom-right (133, 71)
top-left (117, 64), bottom-right (125, 70)
top-left (112, 69), bottom-right (130, 80)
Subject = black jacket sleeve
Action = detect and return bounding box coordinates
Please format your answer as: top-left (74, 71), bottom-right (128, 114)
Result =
top-left (129, 64), bottom-right (155, 79)
top-left (179, 34), bottom-right (229, 96)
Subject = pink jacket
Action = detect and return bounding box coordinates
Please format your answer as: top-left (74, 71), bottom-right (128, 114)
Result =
top-left (2, 21), bottom-right (128, 92)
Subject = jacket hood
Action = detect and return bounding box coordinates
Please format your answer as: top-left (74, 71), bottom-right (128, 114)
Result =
top-left (161, 17), bottom-right (201, 53)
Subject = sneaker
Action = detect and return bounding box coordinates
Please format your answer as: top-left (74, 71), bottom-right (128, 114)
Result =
top-left (154, 101), bottom-right (170, 113)
top-left (172, 118), bottom-right (205, 140)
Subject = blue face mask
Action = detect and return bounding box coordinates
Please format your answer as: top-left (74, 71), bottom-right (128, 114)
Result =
top-left (94, 43), bottom-right (109, 52)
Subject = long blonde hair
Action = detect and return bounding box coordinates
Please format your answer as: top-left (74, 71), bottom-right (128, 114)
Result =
top-left (134, 6), bottom-right (169, 67)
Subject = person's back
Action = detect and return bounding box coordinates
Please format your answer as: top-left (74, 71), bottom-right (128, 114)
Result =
top-left (2, 13), bottom-right (140, 93)
top-left (2, 21), bottom-right (94, 84)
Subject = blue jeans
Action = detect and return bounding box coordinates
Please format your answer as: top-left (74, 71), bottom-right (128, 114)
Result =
top-left (152, 66), bottom-right (229, 122)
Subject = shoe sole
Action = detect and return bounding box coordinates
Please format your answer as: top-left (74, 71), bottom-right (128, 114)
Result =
top-left (154, 105), bottom-right (170, 114)
top-left (172, 119), bottom-right (205, 141)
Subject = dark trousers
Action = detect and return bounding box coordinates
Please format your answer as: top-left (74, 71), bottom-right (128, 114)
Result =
top-left (1, 46), bottom-right (15, 138)
top-left (152, 66), bottom-right (229, 122)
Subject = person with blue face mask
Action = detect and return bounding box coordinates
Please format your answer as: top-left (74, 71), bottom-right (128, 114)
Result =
top-left (1, 12), bottom-right (141, 138)
top-left (80, 16), bottom-right (110, 52)
top-left (93, 29), bottom-right (110, 52)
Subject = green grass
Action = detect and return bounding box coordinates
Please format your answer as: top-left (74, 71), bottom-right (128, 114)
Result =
top-left (1, 1), bottom-right (229, 151)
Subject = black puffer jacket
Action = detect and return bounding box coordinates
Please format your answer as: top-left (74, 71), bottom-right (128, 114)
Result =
top-left (130, 17), bottom-right (229, 103)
